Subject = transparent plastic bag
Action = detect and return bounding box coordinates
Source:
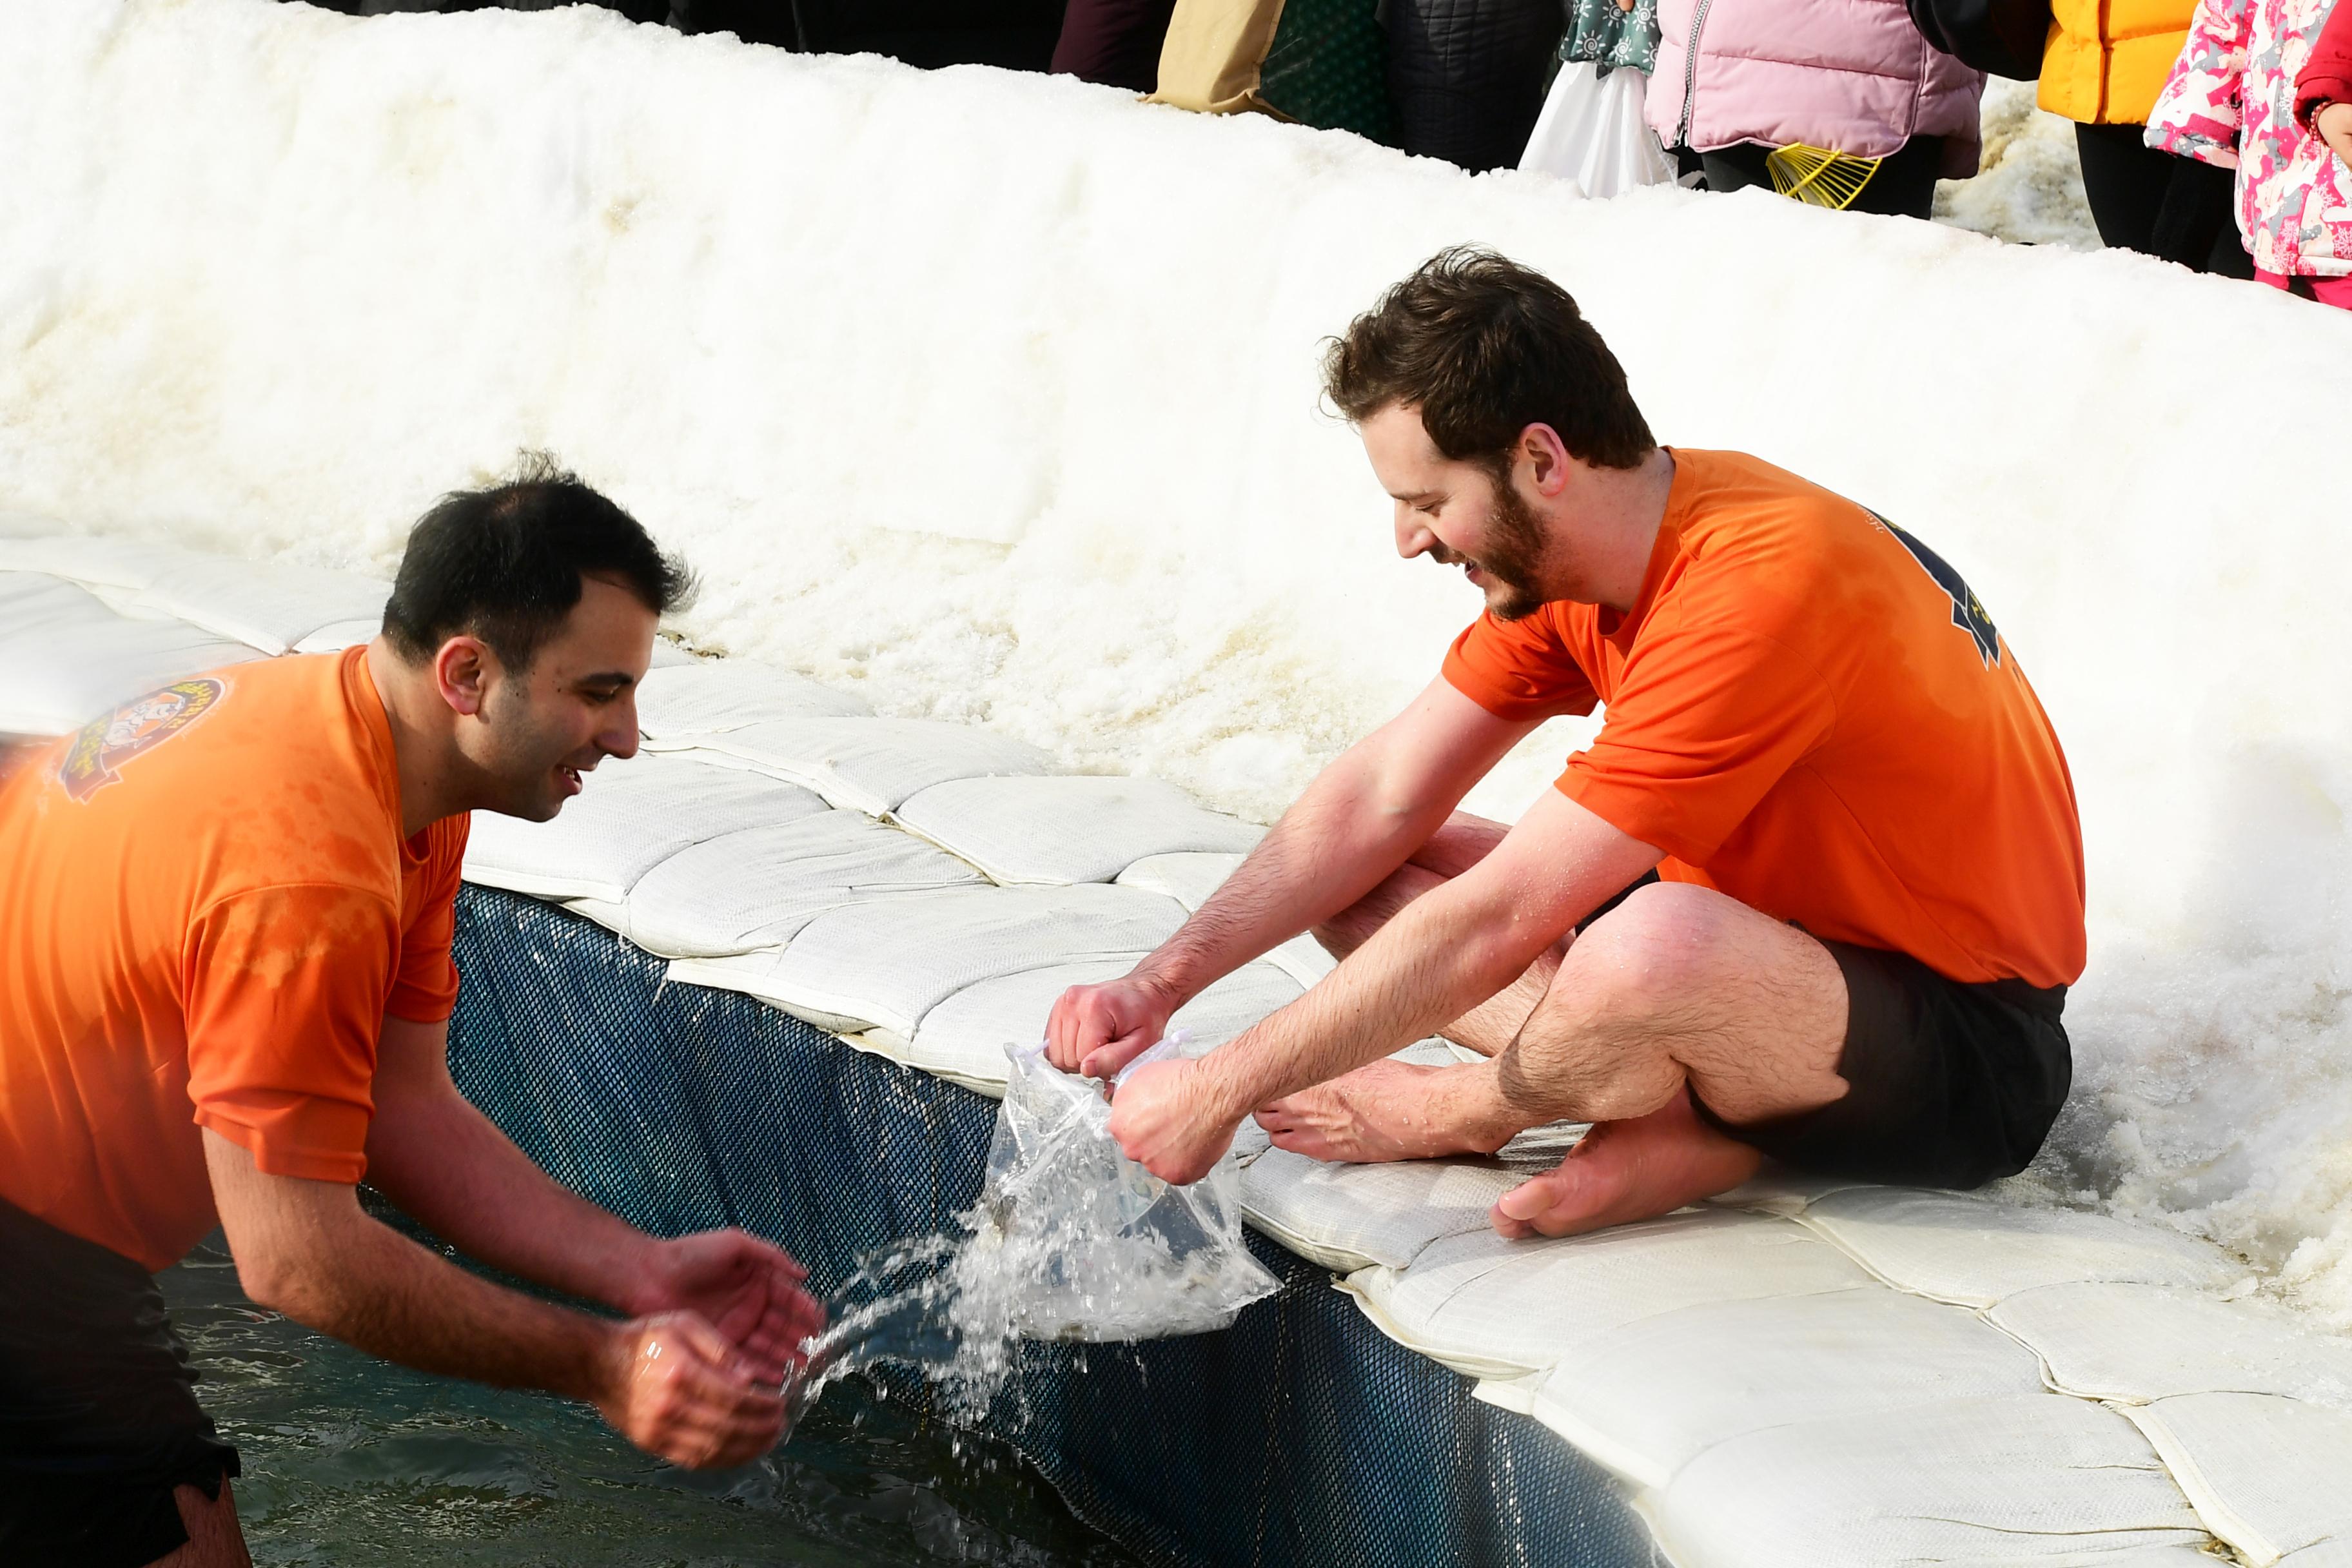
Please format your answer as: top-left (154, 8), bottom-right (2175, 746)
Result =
top-left (972, 1032), bottom-right (1281, 1342)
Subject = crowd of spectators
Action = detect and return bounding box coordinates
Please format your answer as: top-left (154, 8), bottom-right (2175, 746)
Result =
top-left (297, 0), bottom-right (2352, 308)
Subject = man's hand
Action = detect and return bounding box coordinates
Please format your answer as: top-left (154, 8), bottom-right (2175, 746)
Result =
top-left (1106, 1057), bottom-right (1238, 1184)
top-left (1044, 973), bottom-right (1181, 1079)
top-left (629, 1230), bottom-right (827, 1383)
top-left (2320, 102), bottom-right (2352, 170)
top-left (594, 1311), bottom-right (788, 1469)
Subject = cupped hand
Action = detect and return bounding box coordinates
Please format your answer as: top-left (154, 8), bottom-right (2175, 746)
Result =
top-left (1106, 1057), bottom-right (1237, 1185)
top-left (1044, 972), bottom-right (1180, 1079)
top-left (632, 1230), bottom-right (825, 1383)
top-left (2321, 102), bottom-right (2352, 170)
top-left (595, 1309), bottom-right (787, 1469)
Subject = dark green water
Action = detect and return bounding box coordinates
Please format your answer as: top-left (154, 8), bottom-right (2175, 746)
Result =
top-left (157, 1241), bottom-right (1141, 1567)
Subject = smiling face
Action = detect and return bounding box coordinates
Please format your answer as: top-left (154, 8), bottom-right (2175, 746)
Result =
top-left (1360, 403), bottom-right (1563, 622)
top-left (449, 573), bottom-right (656, 822)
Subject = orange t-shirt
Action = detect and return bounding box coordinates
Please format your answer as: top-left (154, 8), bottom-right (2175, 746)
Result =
top-left (1441, 449), bottom-right (2086, 990)
top-left (0, 646), bottom-right (468, 1271)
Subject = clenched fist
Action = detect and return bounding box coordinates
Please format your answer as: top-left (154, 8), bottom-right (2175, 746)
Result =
top-left (1044, 972), bottom-right (1181, 1079)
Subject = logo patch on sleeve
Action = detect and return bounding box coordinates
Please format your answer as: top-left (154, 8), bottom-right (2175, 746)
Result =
top-left (1872, 513), bottom-right (2002, 668)
top-left (59, 678), bottom-right (228, 803)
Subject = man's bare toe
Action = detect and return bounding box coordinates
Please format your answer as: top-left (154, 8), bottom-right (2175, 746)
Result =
top-left (1487, 1093), bottom-right (1763, 1239)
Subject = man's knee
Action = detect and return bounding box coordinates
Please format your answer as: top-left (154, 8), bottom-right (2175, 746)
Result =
top-left (1560, 881), bottom-right (1746, 1017)
top-left (1405, 810), bottom-right (1511, 879)
top-left (1311, 858), bottom-right (1451, 959)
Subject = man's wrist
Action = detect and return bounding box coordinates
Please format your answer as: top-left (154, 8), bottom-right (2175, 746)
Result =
top-left (1128, 957), bottom-right (1197, 1014)
top-left (601, 1231), bottom-right (677, 1318)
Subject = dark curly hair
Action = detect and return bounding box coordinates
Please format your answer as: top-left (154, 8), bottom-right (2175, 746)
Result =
top-left (1322, 247), bottom-right (1653, 471)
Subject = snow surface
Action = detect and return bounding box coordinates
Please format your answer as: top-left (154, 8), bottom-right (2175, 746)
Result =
top-left (6, 0), bottom-right (2352, 1325)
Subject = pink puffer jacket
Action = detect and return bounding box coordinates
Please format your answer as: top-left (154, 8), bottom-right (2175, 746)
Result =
top-left (1649, 0), bottom-right (1988, 176)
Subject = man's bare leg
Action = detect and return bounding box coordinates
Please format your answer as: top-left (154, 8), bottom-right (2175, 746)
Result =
top-left (1313, 846), bottom-right (1568, 1059)
top-left (1265, 883), bottom-right (1849, 1233)
top-left (1256, 814), bottom-right (1573, 1160)
top-left (148, 1480), bottom-right (250, 1568)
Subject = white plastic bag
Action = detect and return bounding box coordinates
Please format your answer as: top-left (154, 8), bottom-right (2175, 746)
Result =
top-left (974, 1034), bottom-right (1281, 1342)
top-left (1520, 62), bottom-right (1677, 199)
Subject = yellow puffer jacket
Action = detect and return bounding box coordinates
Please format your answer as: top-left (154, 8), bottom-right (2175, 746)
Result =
top-left (2038, 0), bottom-right (2195, 124)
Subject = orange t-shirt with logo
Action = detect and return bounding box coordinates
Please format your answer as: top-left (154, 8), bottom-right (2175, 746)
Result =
top-left (1441, 449), bottom-right (2086, 990)
top-left (0, 646), bottom-right (468, 1271)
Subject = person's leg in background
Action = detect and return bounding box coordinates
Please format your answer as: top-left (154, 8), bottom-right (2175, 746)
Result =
top-left (1051, 0), bottom-right (1179, 92)
top-left (1847, 134), bottom-right (1945, 219)
top-left (2072, 121), bottom-right (2173, 251)
top-left (2150, 153), bottom-right (2256, 277)
top-left (1694, 136), bottom-right (1943, 219)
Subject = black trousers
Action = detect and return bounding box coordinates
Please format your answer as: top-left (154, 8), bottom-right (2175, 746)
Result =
top-left (1052, 0), bottom-right (1178, 92)
top-left (1693, 135), bottom-right (1950, 220)
top-left (2073, 121), bottom-right (2253, 277)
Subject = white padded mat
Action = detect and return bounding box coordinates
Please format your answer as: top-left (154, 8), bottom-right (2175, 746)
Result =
top-left (649, 716), bottom-right (1052, 815)
top-left (1652, 1393), bottom-right (2212, 1567)
top-left (895, 774), bottom-right (1262, 885)
top-left (1117, 850), bottom-right (1336, 985)
top-left (634, 658), bottom-right (872, 739)
top-left (462, 751), bottom-right (828, 902)
top-left (0, 537), bottom-right (388, 656)
top-left (905, 957), bottom-right (1303, 1090)
top-left (291, 617), bottom-right (382, 653)
top-left (1345, 1208), bottom-right (1874, 1380)
top-left (0, 574), bottom-right (260, 736)
top-left (1990, 1283), bottom-right (2352, 1409)
top-left (699, 883), bottom-right (1190, 1037)
top-left (1524, 1284), bottom-right (2046, 1491)
top-left (2121, 1393), bottom-right (2352, 1565)
top-left (1240, 1150), bottom-right (1546, 1274)
top-left (1795, 1187), bottom-right (2237, 1308)
top-left (619, 812), bottom-right (986, 958)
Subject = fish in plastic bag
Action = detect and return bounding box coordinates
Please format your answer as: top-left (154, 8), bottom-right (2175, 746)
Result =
top-left (971, 1032), bottom-right (1280, 1342)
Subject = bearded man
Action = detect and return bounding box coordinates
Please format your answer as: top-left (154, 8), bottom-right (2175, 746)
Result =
top-left (1045, 248), bottom-right (2085, 1242)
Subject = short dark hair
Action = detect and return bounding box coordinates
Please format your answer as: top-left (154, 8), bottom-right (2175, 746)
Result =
top-left (381, 453), bottom-right (694, 672)
top-left (1322, 247), bottom-right (1654, 471)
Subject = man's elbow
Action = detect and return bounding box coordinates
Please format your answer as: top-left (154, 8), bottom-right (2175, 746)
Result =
top-left (233, 1242), bottom-right (332, 1322)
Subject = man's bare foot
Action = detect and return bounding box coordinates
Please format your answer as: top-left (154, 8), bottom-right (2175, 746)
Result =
top-left (1490, 1090), bottom-right (1761, 1239)
top-left (1254, 1059), bottom-right (1522, 1163)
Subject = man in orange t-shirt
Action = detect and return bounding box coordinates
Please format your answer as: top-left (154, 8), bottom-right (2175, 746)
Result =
top-left (0, 461), bottom-right (821, 1568)
top-left (1045, 248), bottom-right (2086, 1245)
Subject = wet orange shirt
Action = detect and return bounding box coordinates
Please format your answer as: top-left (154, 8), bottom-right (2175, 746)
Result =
top-left (1442, 449), bottom-right (2086, 989)
top-left (0, 647), bottom-right (467, 1271)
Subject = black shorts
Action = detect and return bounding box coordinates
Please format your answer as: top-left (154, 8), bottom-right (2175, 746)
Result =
top-left (1693, 939), bottom-right (2072, 1190)
top-left (0, 1197), bottom-right (240, 1568)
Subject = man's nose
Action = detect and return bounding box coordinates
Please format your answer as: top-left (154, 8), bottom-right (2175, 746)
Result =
top-left (1395, 509), bottom-right (1433, 560)
top-left (605, 695), bottom-right (643, 761)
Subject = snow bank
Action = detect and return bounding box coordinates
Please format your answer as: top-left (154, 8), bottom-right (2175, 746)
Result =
top-left (6, 0), bottom-right (2352, 1323)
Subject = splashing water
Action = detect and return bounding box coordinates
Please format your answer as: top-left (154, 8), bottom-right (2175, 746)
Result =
top-left (785, 1039), bottom-right (1281, 1432)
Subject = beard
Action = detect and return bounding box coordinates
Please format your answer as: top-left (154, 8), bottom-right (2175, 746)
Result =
top-left (1435, 471), bottom-right (1551, 622)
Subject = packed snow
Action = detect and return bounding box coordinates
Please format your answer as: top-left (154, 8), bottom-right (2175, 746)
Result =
top-left (6, 0), bottom-right (2352, 1325)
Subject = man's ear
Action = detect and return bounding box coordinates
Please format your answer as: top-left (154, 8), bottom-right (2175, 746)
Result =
top-left (1521, 423), bottom-right (1574, 496)
top-left (432, 636), bottom-right (496, 718)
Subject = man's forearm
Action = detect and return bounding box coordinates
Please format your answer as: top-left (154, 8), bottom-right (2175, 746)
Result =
top-left (305, 1218), bottom-right (618, 1398)
top-left (1138, 757), bottom-right (1449, 1003)
top-left (1199, 882), bottom-right (1540, 1115)
top-left (366, 1088), bottom-right (660, 1315)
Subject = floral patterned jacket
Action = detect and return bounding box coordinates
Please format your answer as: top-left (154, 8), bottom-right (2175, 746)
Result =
top-left (2147, 0), bottom-right (2352, 277)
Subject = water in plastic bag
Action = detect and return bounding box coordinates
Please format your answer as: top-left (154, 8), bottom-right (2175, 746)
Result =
top-left (976, 1033), bottom-right (1280, 1342)
top-left (784, 1032), bottom-right (1280, 1430)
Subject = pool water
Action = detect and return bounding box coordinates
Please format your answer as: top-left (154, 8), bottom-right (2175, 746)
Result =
top-left (157, 1240), bottom-right (1143, 1567)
